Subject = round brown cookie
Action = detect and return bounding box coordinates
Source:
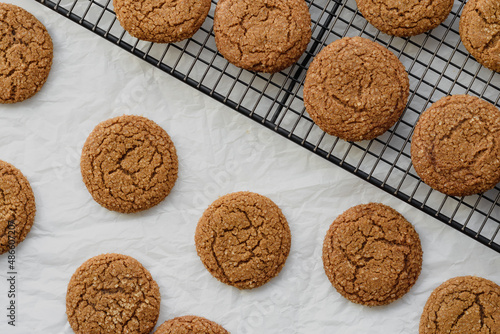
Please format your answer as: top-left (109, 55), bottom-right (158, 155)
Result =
top-left (66, 253), bottom-right (161, 334)
top-left (195, 191), bottom-right (291, 289)
top-left (303, 36), bottom-right (409, 141)
top-left (0, 3), bottom-right (53, 103)
top-left (356, 0), bottom-right (454, 37)
top-left (80, 115), bottom-right (178, 213)
top-left (459, 0), bottom-right (500, 72)
top-left (322, 203), bottom-right (422, 306)
top-left (0, 160), bottom-right (36, 255)
top-left (411, 95), bottom-right (500, 196)
top-left (154, 316), bottom-right (230, 334)
top-left (113, 0), bottom-right (211, 43)
top-left (213, 0), bottom-right (311, 73)
top-left (419, 276), bottom-right (500, 333)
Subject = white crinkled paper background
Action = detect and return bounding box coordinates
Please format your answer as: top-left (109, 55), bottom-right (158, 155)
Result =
top-left (1, 1), bottom-right (500, 333)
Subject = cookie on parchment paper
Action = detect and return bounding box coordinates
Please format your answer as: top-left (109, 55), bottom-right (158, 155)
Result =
top-left (459, 0), bottom-right (500, 73)
top-left (322, 203), bottom-right (422, 306)
top-left (411, 95), bottom-right (500, 196)
top-left (66, 253), bottom-right (161, 334)
top-left (154, 315), bottom-right (230, 334)
top-left (80, 115), bottom-right (178, 213)
top-left (113, 0), bottom-right (212, 43)
top-left (419, 276), bottom-right (500, 333)
top-left (195, 191), bottom-right (291, 289)
top-left (356, 0), bottom-right (454, 37)
top-left (0, 160), bottom-right (36, 255)
top-left (303, 36), bottom-right (409, 141)
top-left (0, 3), bottom-right (53, 103)
top-left (213, 0), bottom-right (311, 73)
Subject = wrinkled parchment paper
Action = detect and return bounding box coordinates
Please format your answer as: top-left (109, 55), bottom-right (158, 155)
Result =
top-left (1, 1), bottom-right (500, 333)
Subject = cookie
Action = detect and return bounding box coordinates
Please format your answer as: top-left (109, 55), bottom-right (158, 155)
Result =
top-left (213, 0), bottom-right (311, 73)
top-left (80, 115), bottom-right (178, 213)
top-left (195, 191), bottom-right (291, 289)
top-left (0, 160), bottom-right (36, 255)
top-left (459, 0), bottom-right (500, 72)
top-left (322, 203), bottom-right (422, 306)
top-left (66, 253), bottom-right (161, 334)
top-left (303, 36), bottom-right (409, 141)
top-left (356, 0), bottom-right (454, 37)
top-left (411, 95), bottom-right (500, 196)
top-left (0, 3), bottom-right (53, 103)
top-left (113, 0), bottom-right (211, 43)
top-left (419, 276), bottom-right (500, 333)
top-left (154, 316), bottom-right (230, 334)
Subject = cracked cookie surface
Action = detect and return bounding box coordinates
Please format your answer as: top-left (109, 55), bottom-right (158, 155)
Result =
top-left (81, 115), bottom-right (178, 213)
top-left (419, 276), bottom-right (500, 333)
top-left (0, 160), bottom-right (35, 255)
top-left (322, 203), bottom-right (422, 306)
top-left (154, 315), bottom-right (230, 334)
top-left (213, 0), bottom-right (311, 73)
top-left (113, 0), bottom-right (211, 43)
top-left (303, 36), bottom-right (409, 141)
top-left (195, 191), bottom-right (291, 289)
top-left (66, 253), bottom-right (161, 334)
top-left (356, 0), bottom-right (453, 37)
top-left (459, 0), bottom-right (500, 72)
top-left (0, 3), bottom-right (53, 103)
top-left (411, 95), bottom-right (500, 196)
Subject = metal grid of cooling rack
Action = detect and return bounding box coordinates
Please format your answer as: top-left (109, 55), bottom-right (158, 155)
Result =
top-left (34, 0), bottom-right (500, 252)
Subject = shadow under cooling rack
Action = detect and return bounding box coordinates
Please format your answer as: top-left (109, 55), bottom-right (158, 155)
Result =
top-left (35, 0), bottom-right (500, 252)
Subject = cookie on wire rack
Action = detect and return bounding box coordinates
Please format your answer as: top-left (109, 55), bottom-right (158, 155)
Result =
top-left (459, 0), bottom-right (500, 73)
top-left (113, 0), bottom-right (212, 43)
top-left (213, 0), bottom-right (311, 73)
top-left (355, 0), bottom-right (454, 37)
top-left (303, 36), bottom-right (409, 142)
top-left (411, 95), bottom-right (500, 196)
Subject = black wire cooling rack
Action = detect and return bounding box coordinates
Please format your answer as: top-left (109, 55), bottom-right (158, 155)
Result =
top-left (34, 0), bottom-right (500, 252)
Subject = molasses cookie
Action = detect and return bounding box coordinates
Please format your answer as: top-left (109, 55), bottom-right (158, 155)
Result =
top-left (459, 0), bottom-right (500, 72)
top-left (0, 160), bottom-right (36, 255)
top-left (322, 203), bottom-right (422, 306)
top-left (420, 276), bottom-right (500, 333)
top-left (356, 0), bottom-right (454, 37)
top-left (113, 0), bottom-right (211, 43)
top-left (213, 0), bottom-right (311, 73)
top-left (303, 36), bottom-right (409, 141)
top-left (81, 115), bottom-right (178, 213)
top-left (0, 3), bottom-right (53, 103)
top-left (154, 316), bottom-right (230, 334)
top-left (66, 253), bottom-right (161, 334)
top-left (195, 191), bottom-right (291, 289)
top-left (411, 95), bottom-right (500, 196)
